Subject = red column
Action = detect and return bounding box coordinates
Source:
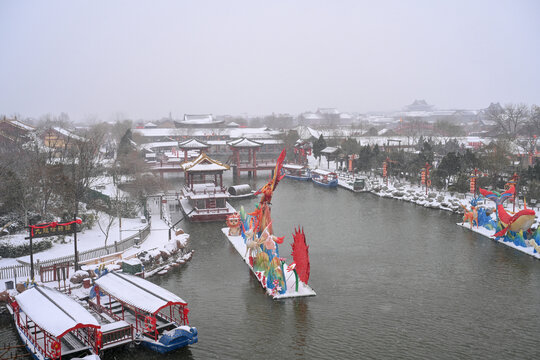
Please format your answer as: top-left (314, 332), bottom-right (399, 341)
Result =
top-left (253, 148), bottom-right (258, 178)
top-left (184, 150), bottom-right (188, 161)
top-left (235, 149), bottom-right (240, 178)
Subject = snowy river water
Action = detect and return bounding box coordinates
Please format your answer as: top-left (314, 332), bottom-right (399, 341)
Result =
top-left (1, 179), bottom-right (539, 359)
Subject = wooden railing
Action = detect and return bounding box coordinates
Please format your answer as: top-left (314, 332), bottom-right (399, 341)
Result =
top-left (0, 223), bottom-right (151, 280)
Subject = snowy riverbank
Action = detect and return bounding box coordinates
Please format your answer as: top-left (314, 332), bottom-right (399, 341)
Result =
top-left (310, 155), bottom-right (540, 260)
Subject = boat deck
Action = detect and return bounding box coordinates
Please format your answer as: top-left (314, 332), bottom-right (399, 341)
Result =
top-left (92, 298), bottom-right (176, 335)
top-left (18, 310), bottom-right (92, 357)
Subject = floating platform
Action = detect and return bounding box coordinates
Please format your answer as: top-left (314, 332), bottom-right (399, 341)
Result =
top-left (456, 222), bottom-right (540, 260)
top-left (221, 228), bottom-right (316, 299)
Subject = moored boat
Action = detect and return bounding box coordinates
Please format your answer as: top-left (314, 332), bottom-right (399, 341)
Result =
top-left (282, 164), bottom-right (311, 181)
top-left (89, 272), bottom-right (197, 354)
top-left (227, 184), bottom-right (256, 199)
top-left (8, 285), bottom-right (102, 360)
top-left (311, 169), bottom-right (338, 187)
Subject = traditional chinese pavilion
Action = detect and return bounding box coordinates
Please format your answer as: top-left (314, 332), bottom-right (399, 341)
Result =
top-left (228, 137), bottom-right (276, 179)
top-left (178, 138), bottom-right (209, 162)
top-left (179, 153), bottom-right (235, 222)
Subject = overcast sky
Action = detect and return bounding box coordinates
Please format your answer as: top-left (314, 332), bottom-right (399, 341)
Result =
top-left (1, 0), bottom-right (539, 122)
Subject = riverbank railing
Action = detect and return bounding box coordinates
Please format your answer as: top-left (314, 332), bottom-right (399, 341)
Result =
top-left (0, 223), bottom-right (150, 280)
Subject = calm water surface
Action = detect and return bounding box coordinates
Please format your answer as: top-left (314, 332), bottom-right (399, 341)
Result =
top-left (2, 179), bottom-right (539, 359)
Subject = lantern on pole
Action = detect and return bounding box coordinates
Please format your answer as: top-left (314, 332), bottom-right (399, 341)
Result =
top-left (470, 168), bottom-right (478, 196)
top-left (383, 161), bottom-right (388, 186)
top-left (505, 172), bottom-right (520, 212)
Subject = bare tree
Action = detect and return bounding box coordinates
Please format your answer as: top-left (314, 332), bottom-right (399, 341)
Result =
top-left (57, 125), bottom-right (106, 269)
top-left (95, 209), bottom-right (115, 250)
top-left (524, 104), bottom-right (540, 137)
top-left (488, 103), bottom-right (529, 140)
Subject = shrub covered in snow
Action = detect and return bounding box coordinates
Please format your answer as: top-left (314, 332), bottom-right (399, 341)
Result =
top-left (0, 239), bottom-right (52, 258)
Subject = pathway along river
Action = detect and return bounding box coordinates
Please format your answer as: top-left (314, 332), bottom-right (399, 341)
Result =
top-left (2, 179), bottom-right (539, 359)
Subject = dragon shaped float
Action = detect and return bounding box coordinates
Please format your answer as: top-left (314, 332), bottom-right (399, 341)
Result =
top-left (464, 185), bottom-right (540, 254)
top-left (222, 149), bottom-right (316, 299)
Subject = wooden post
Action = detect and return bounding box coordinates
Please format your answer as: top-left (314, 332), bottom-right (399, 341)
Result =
top-left (73, 214), bottom-right (80, 271)
top-left (29, 229), bottom-right (35, 280)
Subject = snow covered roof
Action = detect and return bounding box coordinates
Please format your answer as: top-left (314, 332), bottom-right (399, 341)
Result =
top-left (317, 108), bottom-right (339, 115)
top-left (321, 146), bottom-right (339, 154)
top-left (176, 114), bottom-right (224, 126)
top-left (283, 164), bottom-right (307, 170)
top-left (178, 138), bottom-right (209, 149)
top-left (295, 126), bottom-right (322, 140)
top-left (52, 127), bottom-right (86, 142)
top-left (181, 152), bottom-right (230, 172)
top-left (15, 286), bottom-right (99, 338)
top-left (184, 114), bottom-right (213, 123)
top-left (311, 169), bottom-right (336, 176)
top-left (95, 272), bottom-right (186, 314)
top-left (132, 126), bottom-right (281, 139)
top-left (302, 112), bottom-right (323, 120)
top-left (144, 122), bottom-right (158, 128)
top-left (227, 137), bottom-right (263, 148)
top-left (8, 119), bottom-right (35, 131)
top-left (140, 141), bottom-right (179, 151)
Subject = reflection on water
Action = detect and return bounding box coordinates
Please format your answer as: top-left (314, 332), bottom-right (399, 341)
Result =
top-left (1, 177), bottom-right (539, 359)
top-left (292, 300), bottom-right (310, 358)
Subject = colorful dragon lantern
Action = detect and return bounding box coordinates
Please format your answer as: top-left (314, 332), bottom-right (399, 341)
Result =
top-left (479, 185), bottom-right (537, 248)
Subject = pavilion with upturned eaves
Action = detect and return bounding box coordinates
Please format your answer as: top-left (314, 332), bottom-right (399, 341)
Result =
top-left (228, 137), bottom-right (276, 179)
top-left (179, 153), bottom-right (235, 222)
top-left (178, 138), bottom-right (209, 162)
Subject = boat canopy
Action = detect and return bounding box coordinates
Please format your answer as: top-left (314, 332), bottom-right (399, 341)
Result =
top-left (283, 164), bottom-right (306, 170)
top-left (15, 286), bottom-right (99, 338)
top-left (227, 184), bottom-right (252, 196)
top-left (311, 169), bottom-right (335, 176)
top-left (95, 272), bottom-right (187, 314)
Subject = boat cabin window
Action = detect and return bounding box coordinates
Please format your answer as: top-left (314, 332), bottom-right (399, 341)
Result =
top-left (216, 198), bottom-right (225, 208)
top-left (196, 199), bottom-right (206, 209)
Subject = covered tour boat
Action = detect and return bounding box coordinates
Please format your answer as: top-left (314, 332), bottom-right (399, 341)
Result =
top-left (310, 169), bottom-right (338, 187)
top-left (282, 164), bottom-right (311, 181)
top-left (227, 184), bottom-right (255, 199)
top-left (9, 285), bottom-right (102, 360)
top-left (89, 272), bottom-right (197, 354)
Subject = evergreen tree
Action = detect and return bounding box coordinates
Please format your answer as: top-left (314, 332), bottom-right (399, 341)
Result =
top-left (313, 135), bottom-right (327, 160)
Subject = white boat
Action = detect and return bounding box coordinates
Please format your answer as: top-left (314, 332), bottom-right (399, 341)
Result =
top-left (8, 285), bottom-right (102, 360)
top-left (311, 169), bottom-right (338, 187)
top-left (282, 164), bottom-right (311, 181)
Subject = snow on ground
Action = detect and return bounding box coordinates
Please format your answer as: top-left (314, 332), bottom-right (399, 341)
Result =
top-left (308, 154), bottom-right (540, 260)
top-left (456, 222), bottom-right (540, 260)
top-left (90, 176), bottom-right (130, 198)
top-left (122, 218), bottom-right (189, 258)
top-left (0, 215), bottom-right (147, 266)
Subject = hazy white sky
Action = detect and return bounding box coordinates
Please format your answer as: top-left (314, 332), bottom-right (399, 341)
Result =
top-left (1, 0), bottom-right (539, 122)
